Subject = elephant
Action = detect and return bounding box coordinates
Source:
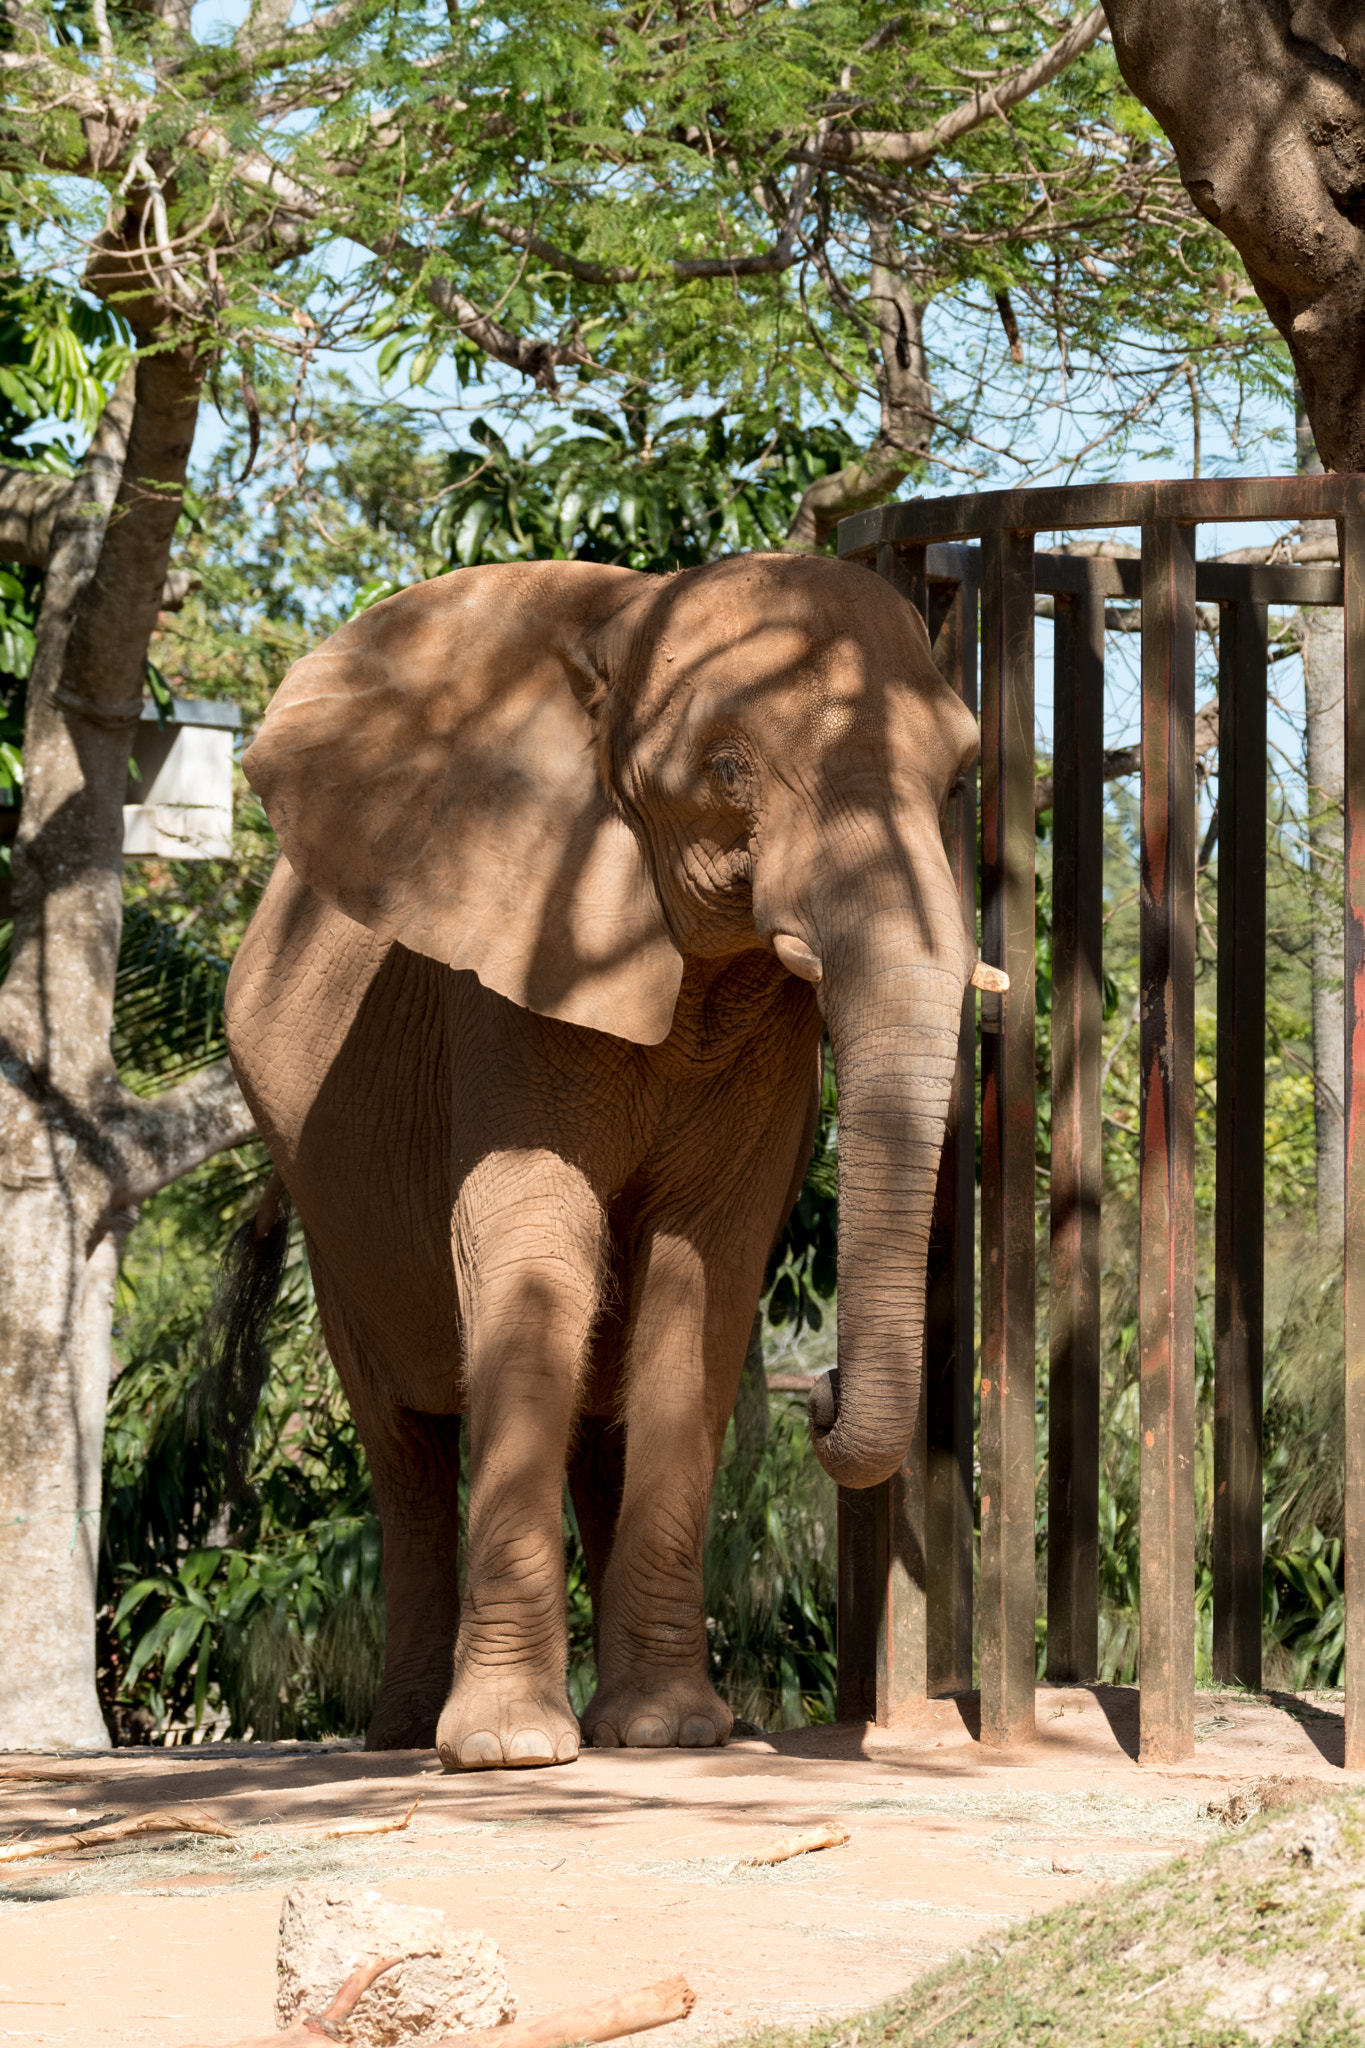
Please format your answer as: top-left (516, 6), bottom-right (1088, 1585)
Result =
top-left (221, 551), bottom-right (983, 1770)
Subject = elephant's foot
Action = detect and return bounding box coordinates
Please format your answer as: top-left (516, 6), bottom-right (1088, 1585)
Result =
top-left (582, 1673), bottom-right (733, 1750)
top-left (435, 1682), bottom-right (581, 1771)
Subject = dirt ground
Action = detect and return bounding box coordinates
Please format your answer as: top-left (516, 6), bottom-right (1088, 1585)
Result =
top-left (0, 1685), bottom-right (1354, 2048)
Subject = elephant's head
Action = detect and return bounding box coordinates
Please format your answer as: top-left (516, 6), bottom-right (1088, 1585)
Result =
top-left (244, 555), bottom-right (981, 1489)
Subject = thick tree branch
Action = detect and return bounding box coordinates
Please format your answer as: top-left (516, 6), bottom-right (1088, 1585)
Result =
top-left (1101, 0), bottom-right (1365, 469)
top-left (785, 222), bottom-right (932, 550)
top-left (812, 4), bottom-right (1107, 169)
top-left (384, 240), bottom-right (596, 392)
top-left (107, 1057), bottom-right (256, 1207)
top-left (0, 460), bottom-right (197, 607)
top-left (0, 467), bottom-right (71, 568)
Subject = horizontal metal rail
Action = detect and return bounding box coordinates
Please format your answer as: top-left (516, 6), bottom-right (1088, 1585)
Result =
top-left (841, 474), bottom-right (1365, 551)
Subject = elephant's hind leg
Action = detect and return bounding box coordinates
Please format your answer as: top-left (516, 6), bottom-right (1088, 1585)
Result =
top-left (311, 1253), bottom-right (462, 1751)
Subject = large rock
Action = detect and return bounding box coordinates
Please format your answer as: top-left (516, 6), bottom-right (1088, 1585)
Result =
top-left (276, 1882), bottom-right (517, 2046)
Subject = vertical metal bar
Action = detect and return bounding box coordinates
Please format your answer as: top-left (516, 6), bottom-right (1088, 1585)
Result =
top-left (926, 565), bottom-right (979, 1694)
top-left (1138, 519), bottom-right (1198, 1766)
top-left (1344, 514), bottom-right (1365, 1769)
top-left (1212, 598), bottom-right (1267, 1690)
top-left (877, 1443), bottom-right (927, 1717)
top-left (979, 528), bottom-right (1038, 1748)
top-left (1047, 583), bottom-right (1105, 1683)
top-left (836, 1486), bottom-right (878, 1721)
top-left (881, 539), bottom-right (928, 625)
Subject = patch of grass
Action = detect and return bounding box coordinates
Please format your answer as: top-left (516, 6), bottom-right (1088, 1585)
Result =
top-left (725, 1784), bottom-right (1365, 2048)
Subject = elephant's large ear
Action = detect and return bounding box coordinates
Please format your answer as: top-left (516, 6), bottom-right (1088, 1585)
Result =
top-left (243, 562), bottom-right (683, 1044)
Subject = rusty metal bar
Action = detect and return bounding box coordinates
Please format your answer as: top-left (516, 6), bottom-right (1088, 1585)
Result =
top-left (1212, 598), bottom-right (1268, 1690)
top-left (1196, 564), bottom-right (1342, 610)
top-left (925, 564), bottom-right (979, 1694)
top-left (876, 1456), bottom-right (927, 1717)
top-left (1047, 580), bottom-right (1105, 1683)
top-left (841, 474), bottom-right (1365, 559)
top-left (836, 1485), bottom-right (878, 1721)
top-left (1034, 555), bottom-right (1347, 611)
top-left (979, 527), bottom-right (1037, 1748)
top-left (1345, 514), bottom-right (1365, 1769)
top-left (1138, 519), bottom-right (1198, 1766)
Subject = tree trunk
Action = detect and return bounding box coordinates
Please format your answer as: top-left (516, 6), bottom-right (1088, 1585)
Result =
top-left (1101, 1), bottom-right (1365, 472)
top-left (0, 345), bottom-right (254, 1750)
top-left (1297, 399), bottom-right (1346, 1254)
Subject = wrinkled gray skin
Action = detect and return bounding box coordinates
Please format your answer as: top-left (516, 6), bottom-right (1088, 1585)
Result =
top-left (226, 552), bottom-right (979, 1769)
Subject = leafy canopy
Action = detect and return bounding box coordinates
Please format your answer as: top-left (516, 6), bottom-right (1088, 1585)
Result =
top-left (0, 0), bottom-right (1278, 489)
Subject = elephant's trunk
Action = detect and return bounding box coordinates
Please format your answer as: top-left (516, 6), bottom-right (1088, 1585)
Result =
top-left (808, 905), bottom-right (969, 1489)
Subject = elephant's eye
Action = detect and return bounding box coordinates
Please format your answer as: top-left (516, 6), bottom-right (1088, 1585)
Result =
top-left (709, 752), bottom-right (748, 798)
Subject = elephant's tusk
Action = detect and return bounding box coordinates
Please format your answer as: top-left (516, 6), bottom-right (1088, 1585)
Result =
top-left (970, 960), bottom-right (1010, 994)
top-left (773, 932), bottom-right (824, 984)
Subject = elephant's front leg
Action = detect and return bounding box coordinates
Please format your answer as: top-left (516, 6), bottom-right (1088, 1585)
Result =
top-left (438, 1152), bottom-right (605, 1772)
top-left (583, 1227), bottom-right (751, 1750)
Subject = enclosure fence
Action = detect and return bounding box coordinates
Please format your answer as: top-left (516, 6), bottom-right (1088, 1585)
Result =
top-left (835, 476), bottom-right (1365, 1767)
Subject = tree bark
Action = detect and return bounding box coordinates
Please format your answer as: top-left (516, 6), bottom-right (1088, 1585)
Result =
top-left (1296, 399), bottom-right (1346, 1252)
top-left (1101, 0), bottom-right (1365, 471)
top-left (0, 346), bottom-right (254, 1750)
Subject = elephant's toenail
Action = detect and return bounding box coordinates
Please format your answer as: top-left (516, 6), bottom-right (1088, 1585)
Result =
top-left (589, 1723), bottom-right (622, 1748)
top-left (555, 1731), bottom-right (580, 1762)
top-left (458, 1730), bottom-right (503, 1768)
top-left (437, 1743), bottom-right (458, 1771)
top-left (507, 1730), bottom-right (555, 1764)
top-left (679, 1715), bottom-right (718, 1747)
top-left (624, 1715), bottom-right (671, 1748)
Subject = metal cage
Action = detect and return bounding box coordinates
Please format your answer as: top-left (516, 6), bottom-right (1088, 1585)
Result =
top-left (835, 475), bottom-right (1365, 1767)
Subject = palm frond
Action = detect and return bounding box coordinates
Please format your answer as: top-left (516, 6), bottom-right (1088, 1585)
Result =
top-left (112, 904), bottom-right (231, 1090)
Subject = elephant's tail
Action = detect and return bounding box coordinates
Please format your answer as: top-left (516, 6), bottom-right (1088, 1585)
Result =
top-left (200, 1170), bottom-right (292, 1496)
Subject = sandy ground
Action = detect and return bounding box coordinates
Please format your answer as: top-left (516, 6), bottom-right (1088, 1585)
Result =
top-left (0, 1685), bottom-right (1354, 2048)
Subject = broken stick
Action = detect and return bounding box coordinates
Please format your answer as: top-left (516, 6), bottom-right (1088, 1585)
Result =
top-left (738, 1822), bottom-right (850, 1867)
top-left (321, 1793), bottom-right (423, 1840)
top-left (0, 1807), bottom-right (236, 1864)
top-left (449, 1974), bottom-right (696, 2048)
top-left (183, 1973), bottom-right (696, 2048)
top-left (302, 1954), bottom-right (406, 2039)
